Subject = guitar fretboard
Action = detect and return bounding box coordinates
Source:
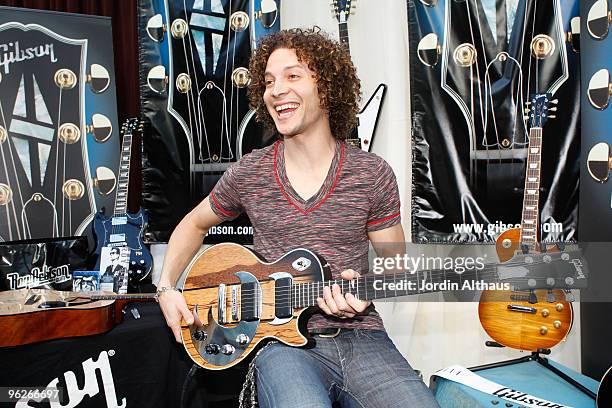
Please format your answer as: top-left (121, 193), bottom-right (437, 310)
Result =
top-left (338, 22), bottom-right (350, 54)
top-left (520, 127), bottom-right (542, 248)
top-left (290, 265), bottom-right (501, 308)
top-left (114, 133), bottom-right (132, 216)
top-left (90, 293), bottom-right (155, 301)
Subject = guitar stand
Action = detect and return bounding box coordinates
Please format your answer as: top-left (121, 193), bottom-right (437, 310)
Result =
top-left (472, 343), bottom-right (596, 400)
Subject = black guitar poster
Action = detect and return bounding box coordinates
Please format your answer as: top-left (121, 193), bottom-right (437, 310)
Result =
top-left (138, 0), bottom-right (280, 243)
top-left (408, 0), bottom-right (580, 243)
top-left (0, 7), bottom-right (120, 242)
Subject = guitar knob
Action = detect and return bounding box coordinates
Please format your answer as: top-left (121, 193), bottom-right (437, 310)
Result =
top-left (525, 256), bottom-right (534, 264)
top-left (546, 278), bottom-right (555, 287)
top-left (553, 320), bottom-right (562, 329)
top-left (541, 309), bottom-right (550, 317)
top-left (565, 277), bottom-right (575, 286)
top-left (236, 334), bottom-right (250, 345)
top-left (221, 344), bottom-right (235, 355)
top-left (205, 344), bottom-right (220, 354)
top-left (543, 255), bottom-right (552, 263)
top-left (192, 330), bottom-right (207, 341)
top-left (555, 303), bottom-right (564, 312)
top-left (561, 253), bottom-right (570, 260)
top-left (540, 326), bottom-right (548, 335)
top-left (528, 279), bottom-right (537, 287)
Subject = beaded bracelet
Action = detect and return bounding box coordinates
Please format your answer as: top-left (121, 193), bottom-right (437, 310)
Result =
top-left (154, 286), bottom-right (179, 302)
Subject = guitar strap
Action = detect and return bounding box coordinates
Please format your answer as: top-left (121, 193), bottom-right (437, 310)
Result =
top-left (433, 365), bottom-right (572, 408)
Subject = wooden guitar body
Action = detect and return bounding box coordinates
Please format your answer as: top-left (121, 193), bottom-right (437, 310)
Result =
top-left (0, 289), bottom-right (142, 347)
top-left (180, 243), bottom-right (329, 370)
top-left (482, 226), bottom-right (572, 351)
top-left (478, 289), bottom-right (572, 351)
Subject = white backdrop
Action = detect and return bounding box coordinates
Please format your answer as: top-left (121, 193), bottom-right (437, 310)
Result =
top-left (151, 0), bottom-right (582, 384)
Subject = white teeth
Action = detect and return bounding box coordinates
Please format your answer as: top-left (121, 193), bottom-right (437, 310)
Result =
top-left (275, 103), bottom-right (299, 112)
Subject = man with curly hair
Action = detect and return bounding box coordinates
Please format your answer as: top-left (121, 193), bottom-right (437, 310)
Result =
top-left (158, 28), bottom-right (439, 407)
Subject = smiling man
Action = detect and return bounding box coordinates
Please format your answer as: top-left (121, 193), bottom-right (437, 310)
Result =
top-left (157, 28), bottom-right (439, 407)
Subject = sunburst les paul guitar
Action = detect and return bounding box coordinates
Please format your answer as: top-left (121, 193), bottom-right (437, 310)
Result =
top-left (480, 93), bottom-right (570, 352)
top-left (177, 242), bottom-right (584, 370)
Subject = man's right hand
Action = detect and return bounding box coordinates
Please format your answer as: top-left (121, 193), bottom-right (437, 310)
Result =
top-left (158, 288), bottom-right (194, 343)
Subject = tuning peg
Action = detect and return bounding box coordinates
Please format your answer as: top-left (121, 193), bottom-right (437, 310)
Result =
top-left (548, 115), bottom-right (556, 119)
top-left (531, 34), bottom-right (555, 60)
top-left (549, 106), bottom-right (558, 111)
top-left (525, 101), bottom-right (531, 105)
top-left (417, 33), bottom-right (441, 67)
top-left (587, 0), bottom-right (612, 40)
top-left (524, 108), bottom-right (531, 114)
top-left (565, 16), bottom-right (580, 52)
top-left (588, 69), bottom-right (612, 110)
top-left (523, 115), bottom-right (530, 121)
top-left (587, 142), bottom-right (612, 183)
top-left (550, 99), bottom-right (559, 104)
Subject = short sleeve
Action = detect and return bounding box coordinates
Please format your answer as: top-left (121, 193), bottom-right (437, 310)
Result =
top-left (209, 162), bottom-right (244, 222)
top-left (367, 159), bottom-right (401, 232)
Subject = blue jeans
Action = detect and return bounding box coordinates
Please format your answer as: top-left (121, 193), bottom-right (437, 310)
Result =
top-left (254, 329), bottom-right (440, 408)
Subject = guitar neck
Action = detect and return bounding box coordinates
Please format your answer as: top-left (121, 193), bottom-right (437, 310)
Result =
top-left (90, 293), bottom-right (155, 301)
top-left (520, 127), bottom-right (543, 248)
top-left (293, 265), bottom-right (501, 308)
top-left (113, 132), bottom-right (132, 216)
top-left (338, 22), bottom-right (351, 54)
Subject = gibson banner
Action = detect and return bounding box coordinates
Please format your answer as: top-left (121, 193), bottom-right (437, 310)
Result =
top-left (409, 0), bottom-right (580, 243)
top-left (0, 7), bottom-right (120, 242)
top-left (138, 0), bottom-right (280, 243)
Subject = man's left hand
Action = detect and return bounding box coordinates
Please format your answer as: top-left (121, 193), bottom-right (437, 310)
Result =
top-left (316, 269), bottom-right (372, 319)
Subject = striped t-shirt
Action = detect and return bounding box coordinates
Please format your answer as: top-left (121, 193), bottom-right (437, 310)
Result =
top-left (210, 139), bottom-right (401, 330)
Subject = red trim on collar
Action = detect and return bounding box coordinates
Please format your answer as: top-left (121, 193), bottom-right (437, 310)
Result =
top-left (274, 141), bottom-right (345, 215)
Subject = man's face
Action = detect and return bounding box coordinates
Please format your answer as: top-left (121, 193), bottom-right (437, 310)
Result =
top-left (110, 250), bottom-right (119, 262)
top-left (263, 48), bottom-right (327, 137)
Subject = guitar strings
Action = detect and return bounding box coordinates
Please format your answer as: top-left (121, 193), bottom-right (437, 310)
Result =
top-left (52, 86), bottom-right (64, 238)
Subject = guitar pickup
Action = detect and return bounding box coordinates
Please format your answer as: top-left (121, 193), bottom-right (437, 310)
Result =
top-left (111, 217), bottom-right (127, 225)
top-left (109, 234), bottom-right (126, 243)
top-left (507, 304), bottom-right (537, 314)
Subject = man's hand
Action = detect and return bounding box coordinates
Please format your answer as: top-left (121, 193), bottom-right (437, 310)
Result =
top-left (316, 269), bottom-right (371, 319)
top-left (158, 288), bottom-right (194, 343)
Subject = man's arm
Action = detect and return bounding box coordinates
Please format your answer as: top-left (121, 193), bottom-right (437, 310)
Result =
top-left (157, 196), bottom-right (224, 342)
top-left (317, 223), bottom-right (406, 318)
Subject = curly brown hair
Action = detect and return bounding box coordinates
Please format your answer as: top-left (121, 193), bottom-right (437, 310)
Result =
top-left (247, 27), bottom-right (361, 140)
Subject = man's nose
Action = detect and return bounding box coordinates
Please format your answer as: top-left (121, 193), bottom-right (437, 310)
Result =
top-left (271, 79), bottom-right (288, 97)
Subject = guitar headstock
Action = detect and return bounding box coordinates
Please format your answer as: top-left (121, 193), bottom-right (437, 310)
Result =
top-left (525, 93), bottom-right (556, 128)
top-left (497, 245), bottom-right (588, 291)
top-left (120, 118), bottom-right (140, 136)
top-left (331, 0), bottom-right (355, 23)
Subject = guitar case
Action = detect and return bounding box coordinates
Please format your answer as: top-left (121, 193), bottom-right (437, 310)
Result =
top-left (0, 236), bottom-right (89, 292)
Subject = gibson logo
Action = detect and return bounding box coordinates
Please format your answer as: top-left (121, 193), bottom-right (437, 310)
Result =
top-left (6, 264), bottom-right (71, 290)
top-left (493, 387), bottom-right (566, 408)
top-left (16, 350), bottom-right (126, 408)
top-left (569, 258), bottom-right (586, 279)
top-left (0, 41), bottom-right (58, 75)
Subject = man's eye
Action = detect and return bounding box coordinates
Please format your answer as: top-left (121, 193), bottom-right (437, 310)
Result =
top-left (265, 80), bottom-right (274, 86)
top-left (289, 74), bottom-right (299, 79)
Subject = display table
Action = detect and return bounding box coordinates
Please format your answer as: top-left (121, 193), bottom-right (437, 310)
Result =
top-left (0, 303), bottom-right (245, 407)
top-left (432, 358), bottom-right (599, 408)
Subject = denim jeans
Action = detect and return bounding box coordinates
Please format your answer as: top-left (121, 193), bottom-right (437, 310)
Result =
top-left (254, 329), bottom-right (440, 408)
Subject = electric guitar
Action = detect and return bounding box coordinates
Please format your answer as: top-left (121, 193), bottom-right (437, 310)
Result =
top-left (480, 94), bottom-right (569, 352)
top-left (332, 0), bottom-right (386, 151)
top-left (178, 242), bottom-right (585, 370)
top-left (93, 118), bottom-right (153, 286)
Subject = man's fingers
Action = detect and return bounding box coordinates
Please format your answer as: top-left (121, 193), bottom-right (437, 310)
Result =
top-left (317, 297), bottom-right (333, 315)
top-left (323, 285), bottom-right (339, 314)
top-left (340, 269), bottom-right (359, 280)
top-left (181, 306), bottom-right (194, 326)
top-left (171, 325), bottom-right (183, 343)
top-left (345, 293), bottom-right (370, 313)
top-left (332, 283), bottom-right (355, 314)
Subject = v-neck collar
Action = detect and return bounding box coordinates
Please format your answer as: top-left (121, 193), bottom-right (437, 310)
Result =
top-left (274, 140), bottom-right (345, 214)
